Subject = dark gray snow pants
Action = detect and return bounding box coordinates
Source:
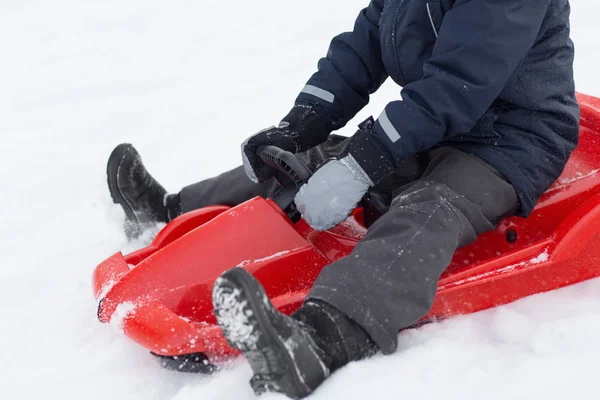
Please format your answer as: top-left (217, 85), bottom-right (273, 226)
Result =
top-left (179, 135), bottom-right (519, 354)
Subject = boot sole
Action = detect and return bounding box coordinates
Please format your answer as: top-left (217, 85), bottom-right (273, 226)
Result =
top-left (213, 268), bottom-right (314, 399)
top-left (106, 143), bottom-right (144, 238)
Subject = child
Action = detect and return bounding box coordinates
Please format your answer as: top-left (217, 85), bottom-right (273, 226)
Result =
top-left (107, 0), bottom-right (579, 397)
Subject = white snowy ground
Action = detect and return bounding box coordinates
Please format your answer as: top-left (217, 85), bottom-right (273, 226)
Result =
top-left (1, 1), bottom-right (599, 399)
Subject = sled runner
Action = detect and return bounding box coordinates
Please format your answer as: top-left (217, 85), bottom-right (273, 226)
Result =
top-left (93, 93), bottom-right (600, 373)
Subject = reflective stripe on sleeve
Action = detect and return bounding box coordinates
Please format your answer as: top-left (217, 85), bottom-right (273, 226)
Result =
top-left (301, 85), bottom-right (335, 104)
top-left (377, 109), bottom-right (401, 143)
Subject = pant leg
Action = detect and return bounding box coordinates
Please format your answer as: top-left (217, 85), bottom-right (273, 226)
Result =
top-left (178, 167), bottom-right (280, 213)
top-left (306, 147), bottom-right (519, 354)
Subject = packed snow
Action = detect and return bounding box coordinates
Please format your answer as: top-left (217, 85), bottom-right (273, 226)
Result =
top-left (1, 1), bottom-right (599, 399)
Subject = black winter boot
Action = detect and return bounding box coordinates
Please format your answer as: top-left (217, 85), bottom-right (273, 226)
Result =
top-left (292, 299), bottom-right (378, 372)
top-left (212, 268), bottom-right (377, 399)
top-left (106, 143), bottom-right (180, 238)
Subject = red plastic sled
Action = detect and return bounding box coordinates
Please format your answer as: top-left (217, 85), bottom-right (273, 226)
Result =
top-left (93, 93), bottom-right (600, 372)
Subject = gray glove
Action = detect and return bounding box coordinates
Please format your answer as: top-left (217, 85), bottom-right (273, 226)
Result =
top-left (295, 155), bottom-right (373, 231)
top-left (294, 118), bottom-right (396, 231)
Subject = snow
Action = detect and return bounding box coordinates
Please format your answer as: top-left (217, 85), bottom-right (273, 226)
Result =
top-left (1, 1), bottom-right (599, 399)
top-left (530, 250), bottom-right (550, 264)
top-left (110, 301), bottom-right (137, 333)
top-left (212, 280), bottom-right (259, 350)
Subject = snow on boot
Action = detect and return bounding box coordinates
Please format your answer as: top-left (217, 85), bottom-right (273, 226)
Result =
top-left (106, 143), bottom-right (180, 239)
top-left (212, 268), bottom-right (330, 399)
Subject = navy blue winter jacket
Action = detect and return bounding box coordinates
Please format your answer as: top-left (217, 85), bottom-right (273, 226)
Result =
top-left (296, 0), bottom-right (580, 216)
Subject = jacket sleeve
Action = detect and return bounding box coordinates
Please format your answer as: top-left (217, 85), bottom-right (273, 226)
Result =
top-left (296, 0), bottom-right (388, 127)
top-left (371, 0), bottom-right (552, 165)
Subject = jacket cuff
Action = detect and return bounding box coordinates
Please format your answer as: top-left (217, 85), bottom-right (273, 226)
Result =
top-left (344, 118), bottom-right (396, 185)
top-left (280, 104), bottom-right (335, 152)
top-left (296, 87), bottom-right (345, 129)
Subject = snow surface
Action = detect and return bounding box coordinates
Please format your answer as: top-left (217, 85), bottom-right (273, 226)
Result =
top-left (1, 1), bottom-right (599, 399)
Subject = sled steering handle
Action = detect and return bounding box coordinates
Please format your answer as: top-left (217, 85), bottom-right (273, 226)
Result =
top-left (256, 145), bottom-right (312, 187)
top-left (256, 145), bottom-right (312, 223)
